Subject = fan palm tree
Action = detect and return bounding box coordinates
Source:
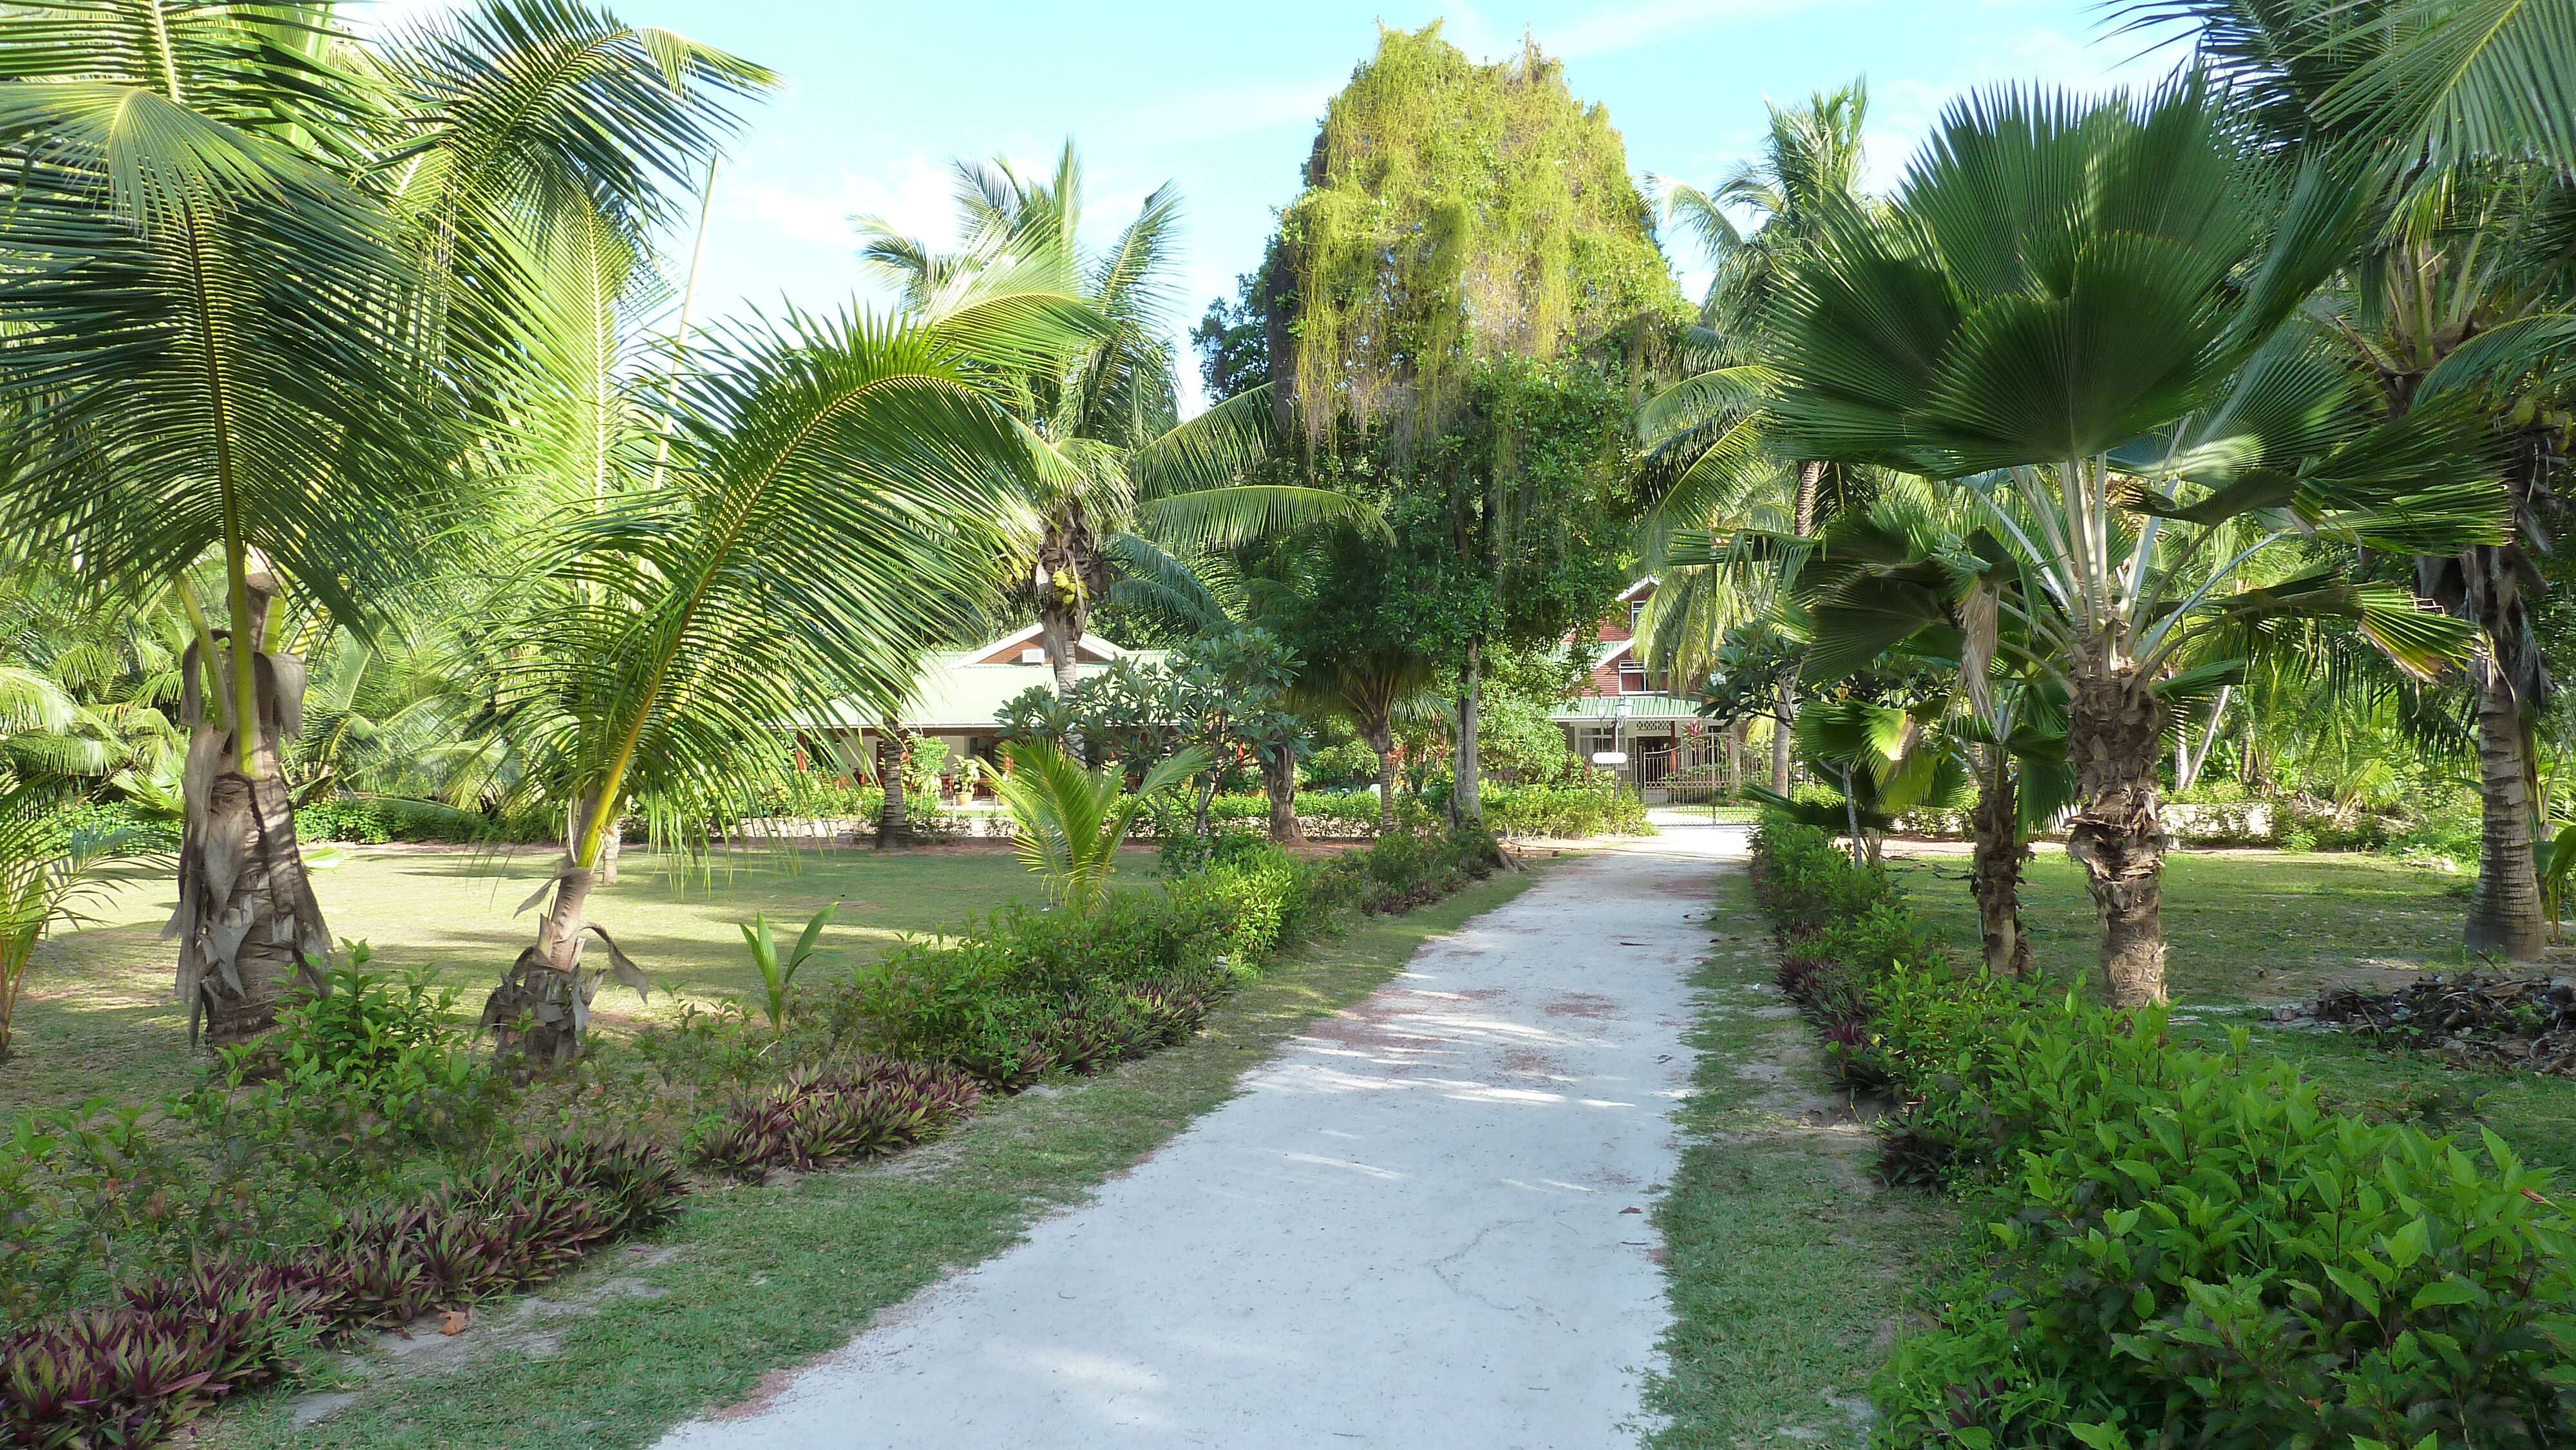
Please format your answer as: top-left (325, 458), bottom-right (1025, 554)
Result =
top-left (857, 144), bottom-right (1369, 701)
top-left (2123, 0), bottom-right (2576, 957)
top-left (1772, 75), bottom-right (2508, 1004)
top-left (475, 274), bottom-right (1098, 1067)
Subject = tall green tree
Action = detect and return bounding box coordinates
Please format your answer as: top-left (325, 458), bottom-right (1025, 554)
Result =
top-left (0, 1), bottom-right (450, 1040)
top-left (1642, 82), bottom-right (1878, 791)
top-left (1264, 25), bottom-right (1680, 818)
top-left (1774, 77), bottom-right (2506, 1004)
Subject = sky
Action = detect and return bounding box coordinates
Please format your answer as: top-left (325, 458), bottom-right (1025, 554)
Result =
top-left (374, 1), bottom-right (2194, 408)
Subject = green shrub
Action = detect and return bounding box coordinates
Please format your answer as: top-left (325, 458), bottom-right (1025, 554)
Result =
top-left (198, 946), bottom-right (502, 1163)
top-left (1741, 811), bottom-right (2576, 1449)
top-left (1483, 782), bottom-right (1653, 838)
top-left (58, 798), bottom-right (180, 850)
top-left (1877, 1015), bottom-right (2576, 1448)
top-left (848, 827), bottom-right (1497, 1085)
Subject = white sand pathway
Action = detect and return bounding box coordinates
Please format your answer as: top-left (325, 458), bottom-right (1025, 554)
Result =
top-left (658, 827), bottom-right (1739, 1449)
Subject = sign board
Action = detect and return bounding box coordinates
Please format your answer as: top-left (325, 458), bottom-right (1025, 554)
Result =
top-left (1589, 751), bottom-right (1629, 767)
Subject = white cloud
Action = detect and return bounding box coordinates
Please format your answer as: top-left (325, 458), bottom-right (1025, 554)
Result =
top-left (723, 155), bottom-right (959, 254)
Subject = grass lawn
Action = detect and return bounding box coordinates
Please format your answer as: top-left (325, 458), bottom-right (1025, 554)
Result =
top-left (1, 843), bottom-right (1133, 1121)
top-left (1884, 845), bottom-right (2576, 1174)
top-left (1645, 862), bottom-right (1951, 1449)
top-left (189, 864), bottom-right (1545, 1450)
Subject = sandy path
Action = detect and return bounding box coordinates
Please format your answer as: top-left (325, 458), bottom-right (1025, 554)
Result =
top-left (657, 829), bottom-right (1738, 1449)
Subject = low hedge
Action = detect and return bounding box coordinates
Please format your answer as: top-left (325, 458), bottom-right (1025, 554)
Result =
top-left (1174, 786), bottom-right (1649, 840)
top-left (843, 826), bottom-right (1503, 1088)
top-left (1747, 813), bottom-right (2576, 1450)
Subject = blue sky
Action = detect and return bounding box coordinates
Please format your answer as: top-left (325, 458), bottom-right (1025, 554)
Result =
top-left (381, 1), bottom-right (2192, 405)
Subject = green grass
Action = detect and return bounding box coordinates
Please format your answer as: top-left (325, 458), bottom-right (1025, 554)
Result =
top-left (188, 865), bottom-right (1542, 1450)
top-left (1885, 845), bottom-right (2576, 1176)
top-left (1645, 862), bottom-right (1951, 1449)
top-left (1885, 847), bottom-right (2470, 1006)
top-left (1, 843), bottom-right (1119, 1120)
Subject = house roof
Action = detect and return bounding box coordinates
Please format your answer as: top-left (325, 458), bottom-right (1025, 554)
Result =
top-left (779, 626), bottom-right (1165, 733)
top-left (961, 623), bottom-right (1126, 666)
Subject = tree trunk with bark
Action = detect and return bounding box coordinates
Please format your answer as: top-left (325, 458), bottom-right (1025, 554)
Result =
top-left (1452, 636), bottom-right (1484, 824)
top-left (2063, 663), bottom-right (2170, 1007)
top-left (1034, 499), bottom-right (1111, 755)
top-left (1262, 748), bottom-right (1304, 843)
top-left (1770, 461), bottom-right (1823, 802)
top-left (478, 788), bottom-right (646, 1072)
top-left (875, 725), bottom-right (911, 850)
top-left (1967, 744), bottom-right (2030, 978)
top-left (1358, 715), bottom-right (1399, 835)
top-left (2467, 645), bottom-right (2546, 959)
top-left (1769, 692), bottom-right (1794, 795)
top-left (171, 568), bottom-right (330, 1045)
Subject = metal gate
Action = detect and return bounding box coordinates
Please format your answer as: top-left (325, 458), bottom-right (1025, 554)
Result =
top-left (1642, 725), bottom-right (1738, 805)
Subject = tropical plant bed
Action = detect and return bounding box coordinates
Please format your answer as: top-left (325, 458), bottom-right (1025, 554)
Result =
top-left (1752, 817), bottom-right (2576, 1446)
top-left (1878, 844), bottom-right (2576, 1173)
top-left (182, 867), bottom-right (1543, 1449)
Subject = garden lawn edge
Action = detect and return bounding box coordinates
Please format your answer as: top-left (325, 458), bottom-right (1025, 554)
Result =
top-left (194, 867), bottom-right (1546, 1450)
top-left (1642, 857), bottom-right (1951, 1449)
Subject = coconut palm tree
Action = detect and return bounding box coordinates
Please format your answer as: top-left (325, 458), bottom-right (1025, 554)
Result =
top-left (1772, 75), bottom-right (2508, 1004)
top-left (2122, 0), bottom-right (2576, 957)
top-left (1642, 82), bottom-right (1876, 789)
top-left (0, 0), bottom-right (767, 1040)
top-left (0, 3), bottom-right (449, 1040)
top-left (857, 144), bottom-right (1369, 701)
top-left (994, 740), bottom-right (1206, 912)
top-left (475, 273), bottom-right (1097, 1068)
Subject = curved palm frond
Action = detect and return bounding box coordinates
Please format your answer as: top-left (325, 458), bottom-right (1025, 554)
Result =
top-left (2318, 0), bottom-right (2576, 169)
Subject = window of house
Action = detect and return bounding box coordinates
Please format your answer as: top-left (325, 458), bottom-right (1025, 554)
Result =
top-left (1618, 661), bottom-right (1647, 693)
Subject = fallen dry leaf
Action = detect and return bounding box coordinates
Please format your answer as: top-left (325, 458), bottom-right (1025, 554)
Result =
top-left (438, 1309), bottom-right (469, 1336)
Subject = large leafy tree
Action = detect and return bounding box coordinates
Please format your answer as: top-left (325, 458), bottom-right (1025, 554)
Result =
top-left (2125, 0), bottom-right (2576, 956)
top-left (1258, 26), bottom-right (1681, 818)
top-left (1772, 75), bottom-right (2507, 1004)
top-left (857, 144), bottom-right (1361, 703)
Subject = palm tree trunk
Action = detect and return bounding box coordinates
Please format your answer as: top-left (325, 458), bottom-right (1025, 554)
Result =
top-left (1034, 505), bottom-right (1106, 759)
top-left (1452, 636), bottom-right (1485, 824)
top-left (1364, 719), bottom-right (1397, 836)
top-left (1968, 744), bottom-right (2029, 977)
top-left (2466, 645), bottom-right (2546, 959)
top-left (875, 725), bottom-right (911, 850)
top-left (1772, 459), bottom-right (1822, 802)
top-left (1262, 748), bottom-right (1304, 843)
top-left (2063, 664), bottom-right (2168, 1007)
top-left (174, 568), bottom-right (329, 1045)
top-left (483, 791), bottom-right (629, 1072)
top-left (1769, 690), bottom-right (1794, 795)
